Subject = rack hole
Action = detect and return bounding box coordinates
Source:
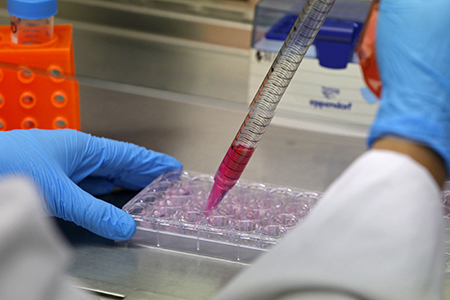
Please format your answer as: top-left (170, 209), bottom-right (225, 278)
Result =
top-left (17, 67), bottom-right (35, 83)
top-left (49, 68), bottom-right (62, 78)
top-left (20, 93), bottom-right (36, 108)
top-left (53, 117), bottom-right (68, 129)
top-left (52, 91), bottom-right (68, 107)
top-left (22, 119), bottom-right (36, 129)
top-left (56, 120), bottom-right (66, 127)
top-left (23, 95), bottom-right (33, 103)
top-left (22, 70), bottom-right (32, 77)
top-left (55, 94), bottom-right (65, 102)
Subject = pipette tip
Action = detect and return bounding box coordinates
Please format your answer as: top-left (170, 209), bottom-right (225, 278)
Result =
top-left (204, 183), bottom-right (229, 213)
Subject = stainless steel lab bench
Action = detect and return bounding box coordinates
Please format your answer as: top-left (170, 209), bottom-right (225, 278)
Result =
top-left (0, 0), bottom-right (448, 299)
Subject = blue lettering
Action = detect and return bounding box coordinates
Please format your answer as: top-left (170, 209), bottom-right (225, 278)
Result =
top-left (322, 86), bottom-right (340, 99)
top-left (309, 99), bottom-right (352, 110)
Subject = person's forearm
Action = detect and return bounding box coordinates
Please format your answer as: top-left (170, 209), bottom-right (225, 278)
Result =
top-left (372, 138), bottom-right (447, 188)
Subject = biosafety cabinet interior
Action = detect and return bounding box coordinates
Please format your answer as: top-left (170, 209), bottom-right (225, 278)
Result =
top-left (1, 1), bottom-right (449, 299)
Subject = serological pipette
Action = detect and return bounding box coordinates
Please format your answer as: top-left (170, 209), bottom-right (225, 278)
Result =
top-left (205, 0), bottom-right (337, 212)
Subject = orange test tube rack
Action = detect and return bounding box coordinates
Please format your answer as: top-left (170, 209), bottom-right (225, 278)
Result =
top-left (0, 24), bottom-right (80, 131)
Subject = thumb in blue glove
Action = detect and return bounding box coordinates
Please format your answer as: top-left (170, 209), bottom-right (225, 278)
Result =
top-left (0, 129), bottom-right (183, 240)
top-left (367, 0), bottom-right (450, 174)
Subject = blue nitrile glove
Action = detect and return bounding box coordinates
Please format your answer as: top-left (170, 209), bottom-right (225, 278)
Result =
top-left (367, 0), bottom-right (450, 174)
top-left (0, 129), bottom-right (182, 240)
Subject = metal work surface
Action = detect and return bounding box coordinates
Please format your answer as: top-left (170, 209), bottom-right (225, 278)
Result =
top-left (70, 242), bottom-right (248, 300)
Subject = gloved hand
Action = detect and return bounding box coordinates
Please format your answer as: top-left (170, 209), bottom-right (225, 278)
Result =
top-left (367, 0), bottom-right (450, 174)
top-left (0, 129), bottom-right (182, 240)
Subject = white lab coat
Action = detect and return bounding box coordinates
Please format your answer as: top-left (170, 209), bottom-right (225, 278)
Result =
top-left (211, 150), bottom-right (445, 300)
top-left (0, 177), bottom-right (93, 300)
top-left (0, 150), bottom-right (444, 299)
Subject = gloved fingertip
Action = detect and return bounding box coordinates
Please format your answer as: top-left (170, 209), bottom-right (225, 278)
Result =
top-left (173, 159), bottom-right (183, 170)
top-left (81, 199), bottom-right (137, 241)
top-left (110, 211), bottom-right (137, 241)
top-left (159, 154), bottom-right (183, 171)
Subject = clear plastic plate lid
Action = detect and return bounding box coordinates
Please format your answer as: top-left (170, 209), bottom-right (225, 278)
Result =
top-left (122, 169), bottom-right (320, 262)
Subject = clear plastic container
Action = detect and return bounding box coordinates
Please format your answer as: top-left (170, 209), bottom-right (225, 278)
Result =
top-left (122, 169), bottom-right (321, 262)
top-left (7, 0), bottom-right (57, 45)
top-left (10, 15), bottom-right (54, 44)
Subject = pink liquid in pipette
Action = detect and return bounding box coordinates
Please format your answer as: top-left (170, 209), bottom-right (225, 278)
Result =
top-left (205, 142), bottom-right (255, 212)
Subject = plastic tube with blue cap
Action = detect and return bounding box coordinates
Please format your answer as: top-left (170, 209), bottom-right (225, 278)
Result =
top-left (7, 0), bottom-right (57, 44)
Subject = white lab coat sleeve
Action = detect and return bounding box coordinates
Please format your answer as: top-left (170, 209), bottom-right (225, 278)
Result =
top-left (0, 176), bottom-right (94, 300)
top-left (211, 149), bottom-right (445, 300)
